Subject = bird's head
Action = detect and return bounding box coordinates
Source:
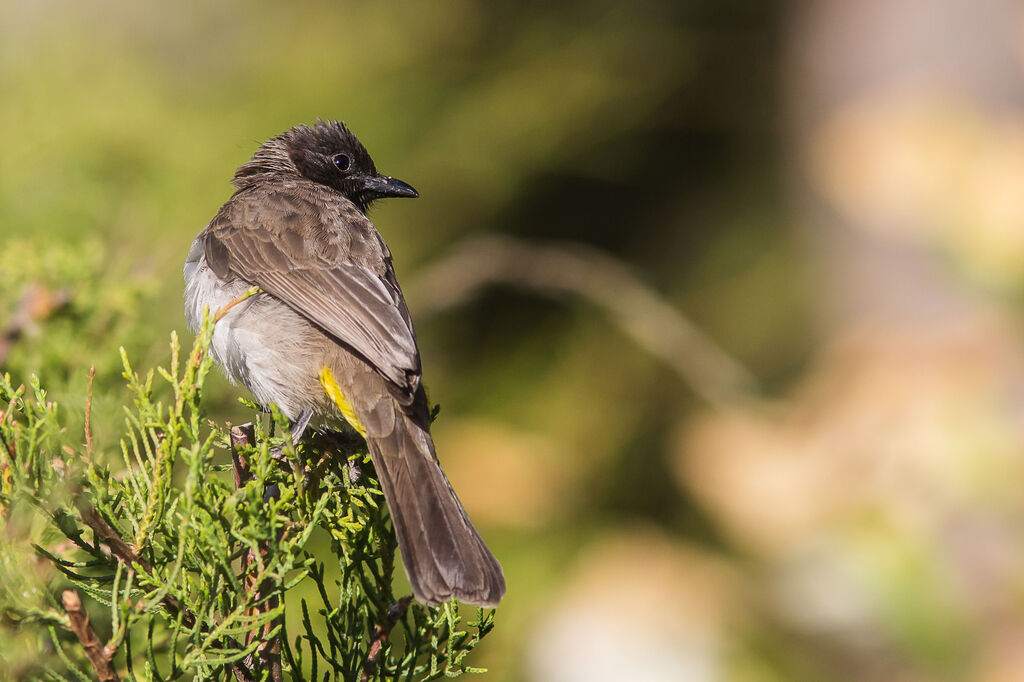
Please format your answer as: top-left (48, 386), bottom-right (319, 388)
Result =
top-left (233, 120), bottom-right (418, 213)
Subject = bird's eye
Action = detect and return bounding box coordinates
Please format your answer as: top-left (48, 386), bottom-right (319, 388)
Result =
top-left (332, 154), bottom-right (351, 172)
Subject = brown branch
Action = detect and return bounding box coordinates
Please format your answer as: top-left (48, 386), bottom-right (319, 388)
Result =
top-left (231, 423), bottom-right (283, 682)
top-left (77, 504), bottom-right (193, 630)
top-left (407, 236), bottom-right (759, 409)
top-left (78, 505), bottom-right (147, 569)
top-left (76, 501), bottom-right (259, 680)
top-left (230, 423), bottom-right (256, 489)
top-left (76, 506), bottom-right (196, 647)
top-left (61, 589), bottom-right (120, 682)
top-left (362, 597), bottom-right (413, 682)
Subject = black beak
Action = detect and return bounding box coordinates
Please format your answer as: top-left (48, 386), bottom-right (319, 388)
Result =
top-left (361, 175), bottom-right (419, 199)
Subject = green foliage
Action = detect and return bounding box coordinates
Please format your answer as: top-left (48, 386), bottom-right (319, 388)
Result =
top-left (0, 238), bottom-right (154, 387)
top-left (0, 301), bottom-right (495, 680)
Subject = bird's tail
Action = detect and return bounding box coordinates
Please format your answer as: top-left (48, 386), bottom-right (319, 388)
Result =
top-left (366, 409), bottom-right (506, 607)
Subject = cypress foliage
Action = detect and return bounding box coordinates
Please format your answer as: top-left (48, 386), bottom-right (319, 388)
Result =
top-left (0, 242), bottom-right (495, 681)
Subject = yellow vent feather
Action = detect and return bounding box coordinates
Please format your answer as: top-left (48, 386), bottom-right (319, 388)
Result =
top-left (319, 366), bottom-right (366, 437)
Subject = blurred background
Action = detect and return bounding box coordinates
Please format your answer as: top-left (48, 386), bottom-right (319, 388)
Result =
top-left (4, 0), bottom-right (1024, 679)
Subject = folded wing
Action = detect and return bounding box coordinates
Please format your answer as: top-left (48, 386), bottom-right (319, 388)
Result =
top-left (203, 186), bottom-right (422, 398)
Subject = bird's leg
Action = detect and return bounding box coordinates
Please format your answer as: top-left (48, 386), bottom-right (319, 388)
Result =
top-left (268, 408), bottom-right (313, 469)
top-left (290, 408), bottom-right (314, 447)
top-left (282, 408), bottom-right (316, 491)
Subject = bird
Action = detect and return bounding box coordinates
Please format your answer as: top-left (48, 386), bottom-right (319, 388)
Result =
top-left (184, 120), bottom-right (505, 607)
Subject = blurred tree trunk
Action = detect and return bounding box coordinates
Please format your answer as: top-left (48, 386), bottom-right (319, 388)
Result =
top-left (786, 0), bottom-right (1024, 330)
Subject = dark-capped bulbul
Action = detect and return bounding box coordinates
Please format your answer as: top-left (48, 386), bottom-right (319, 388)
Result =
top-left (184, 120), bottom-right (505, 607)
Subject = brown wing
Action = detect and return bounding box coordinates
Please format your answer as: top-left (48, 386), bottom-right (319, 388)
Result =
top-left (203, 184), bottom-right (421, 395)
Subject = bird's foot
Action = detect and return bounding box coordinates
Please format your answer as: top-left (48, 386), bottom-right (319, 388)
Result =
top-left (290, 408), bottom-right (314, 446)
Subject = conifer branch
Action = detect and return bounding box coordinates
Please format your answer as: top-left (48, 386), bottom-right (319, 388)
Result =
top-left (231, 423), bottom-right (283, 682)
top-left (61, 589), bottom-right (120, 682)
top-left (0, 301), bottom-right (497, 679)
top-left (362, 596), bottom-right (413, 681)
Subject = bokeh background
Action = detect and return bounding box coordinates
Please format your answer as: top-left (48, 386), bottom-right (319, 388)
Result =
top-left (5, 0), bottom-right (1024, 679)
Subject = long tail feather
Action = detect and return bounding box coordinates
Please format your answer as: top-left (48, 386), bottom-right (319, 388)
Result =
top-left (367, 410), bottom-right (506, 607)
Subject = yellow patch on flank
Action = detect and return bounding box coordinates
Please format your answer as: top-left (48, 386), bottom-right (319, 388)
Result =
top-left (319, 367), bottom-right (366, 437)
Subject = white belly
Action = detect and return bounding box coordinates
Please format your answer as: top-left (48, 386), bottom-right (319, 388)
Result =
top-left (183, 239), bottom-right (326, 420)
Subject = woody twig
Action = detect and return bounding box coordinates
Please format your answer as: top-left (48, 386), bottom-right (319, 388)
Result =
top-left (230, 423), bottom-right (283, 682)
top-left (61, 589), bottom-right (120, 682)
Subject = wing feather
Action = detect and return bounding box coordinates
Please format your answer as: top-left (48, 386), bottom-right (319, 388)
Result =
top-left (204, 186), bottom-right (421, 394)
